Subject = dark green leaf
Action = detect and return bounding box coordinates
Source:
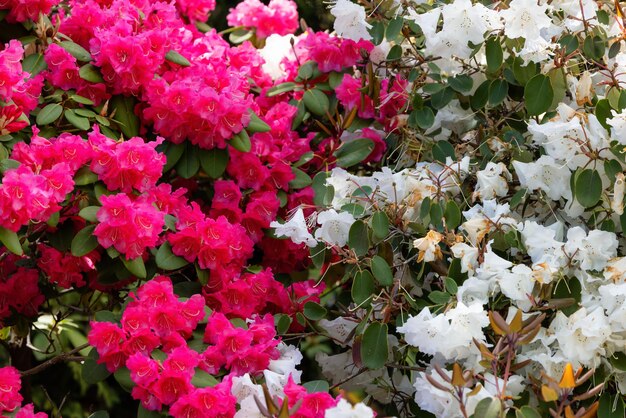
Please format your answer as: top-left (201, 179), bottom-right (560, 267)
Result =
top-left (444, 200), bottom-right (461, 229)
top-left (524, 74), bottom-right (553, 116)
top-left (348, 220), bottom-right (369, 256)
top-left (65, 109), bottom-right (91, 131)
top-left (156, 243), bottom-right (188, 270)
top-left (303, 301), bottom-right (327, 320)
top-left (79, 206), bottom-right (100, 223)
top-left (247, 110), bottom-right (271, 133)
top-left (121, 256), bottom-right (147, 279)
top-left (470, 80), bottom-right (490, 110)
top-left (36, 103), bottom-right (63, 125)
top-left (175, 143), bottom-right (200, 178)
top-left (448, 74), bottom-right (473, 94)
top-left (111, 96), bottom-right (139, 138)
top-left (71, 225), bottom-right (99, 257)
top-left (303, 380), bottom-right (329, 393)
top-left (289, 167), bottom-right (312, 189)
top-left (266, 82), bottom-right (298, 97)
top-left (575, 169), bottom-right (602, 208)
top-left (303, 89), bottom-right (330, 116)
top-left (191, 369), bottom-right (218, 388)
top-left (334, 138), bottom-right (374, 168)
top-left (371, 255), bottom-right (393, 286)
top-left (488, 79), bottom-right (508, 106)
top-left (114, 368), bottom-right (133, 392)
top-left (430, 87), bottom-right (454, 109)
top-left (59, 40), bottom-right (92, 62)
top-left (22, 53), bottom-right (47, 75)
top-left (362, 322), bottom-right (388, 369)
top-left (371, 211), bottom-right (389, 239)
top-left (230, 130), bottom-right (251, 153)
top-left (409, 107), bottom-right (435, 129)
top-left (352, 270), bottom-right (375, 307)
top-left (432, 141), bottom-right (455, 163)
top-left (199, 147), bottom-right (229, 178)
top-left (485, 37), bottom-right (503, 73)
top-left (79, 64), bottom-right (104, 83)
top-left (598, 392), bottom-right (625, 418)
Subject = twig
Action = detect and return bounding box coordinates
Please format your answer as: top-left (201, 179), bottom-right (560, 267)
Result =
top-left (20, 343), bottom-right (90, 377)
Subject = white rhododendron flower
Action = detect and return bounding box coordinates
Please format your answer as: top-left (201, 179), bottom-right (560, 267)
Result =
top-left (413, 230), bottom-right (443, 262)
top-left (551, 307), bottom-right (611, 367)
top-left (315, 209), bottom-right (356, 247)
top-left (330, 0), bottom-right (372, 41)
top-left (474, 162), bottom-right (512, 200)
top-left (270, 208), bottom-right (317, 247)
top-left (398, 302), bottom-right (489, 361)
top-left (324, 399), bottom-right (375, 418)
top-left (500, 0), bottom-right (553, 43)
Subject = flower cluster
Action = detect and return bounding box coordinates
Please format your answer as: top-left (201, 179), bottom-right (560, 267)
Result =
top-left (226, 0), bottom-right (299, 39)
top-left (0, 367), bottom-right (47, 417)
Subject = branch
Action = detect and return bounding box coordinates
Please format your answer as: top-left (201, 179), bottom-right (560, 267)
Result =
top-left (20, 343), bottom-right (90, 377)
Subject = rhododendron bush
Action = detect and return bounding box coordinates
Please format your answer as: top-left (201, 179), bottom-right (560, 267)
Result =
top-left (3, 0), bottom-right (626, 417)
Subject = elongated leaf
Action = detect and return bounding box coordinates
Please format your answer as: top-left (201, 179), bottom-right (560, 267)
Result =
top-left (370, 255), bottom-right (393, 286)
top-left (65, 109), bottom-right (91, 131)
top-left (352, 270), bottom-right (375, 307)
top-left (303, 89), bottom-right (330, 116)
top-left (79, 63), bottom-right (104, 83)
top-left (36, 103), bottom-right (63, 125)
top-left (156, 243), bottom-right (188, 270)
top-left (575, 169), bottom-right (602, 208)
top-left (71, 225), bottom-right (99, 256)
top-left (121, 256), bottom-right (147, 279)
top-left (59, 40), bottom-right (92, 61)
top-left (230, 130), bottom-right (251, 152)
top-left (199, 147), bottom-right (229, 178)
top-left (165, 50), bottom-right (191, 67)
top-left (111, 96), bottom-right (139, 138)
top-left (334, 139), bottom-right (374, 168)
top-left (362, 322), bottom-right (388, 369)
top-left (0, 227), bottom-right (22, 256)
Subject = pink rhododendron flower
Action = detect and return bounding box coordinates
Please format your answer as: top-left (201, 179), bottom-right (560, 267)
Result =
top-left (0, 104), bottom-right (28, 134)
top-left (37, 244), bottom-right (98, 288)
top-left (169, 381), bottom-right (236, 418)
top-left (14, 404), bottom-right (48, 418)
top-left (297, 32), bottom-right (374, 73)
top-left (0, 366), bottom-right (22, 412)
top-left (94, 193), bottom-right (165, 259)
top-left (227, 0), bottom-right (299, 39)
top-left (89, 128), bottom-right (166, 193)
top-left (173, 0), bottom-right (216, 22)
top-left (0, 0), bottom-right (60, 22)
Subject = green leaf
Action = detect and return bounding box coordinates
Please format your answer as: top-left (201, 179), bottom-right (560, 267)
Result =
top-left (303, 380), bottom-right (329, 393)
top-left (582, 35), bottom-right (605, 60)
top-left (65, 109), bottom-right (91, 131)
top-left (247, 111), bottom-right (271, 133)
top-left (432, 141), bottom-right (455, 163)
top-left (0, 227), bottom-right (22, 256)
top-left (22, 53), bottom-right (47, 75)
top-left (371, 211), bottom-right (389, 239)
top-left (485, 37), bottom-right (503, 73)
top-left (191, 369), bottom-right (219, 388)
top-left (470, 80), bottom-right (490, 110)
top-left (79, 63), bottom-right (104, 83)
top-left (409, 107), bottom-right (435, 129)
top-left (575, 169), bottom-right (602, 208)
top-left (386, 44), bottom-right (402, 61)
top-left (163, 142), bottom-right (185, 172)
top-left (430, 86), bottom-right (454, 109)
top-left (429, 290), bottom-right (451, 305)
top-left (334, 138), bottom-right (374, 168)
top-left (599, 392), bottom-right (625, 418)
top-left (230, 130), bottom-right (251, 153)
top-left (448, 74), bottom-right (473, 94)
top-left (121, 257), bottom-right (147, 279)
top-left (596, 98), bottom-right (612, 129)
top-left (88, 412), bottom-right (110, 418)
top-left (36, 103), bottom-right (63, 125)
top-left (79, 206), bottom-right (100, 223)
top-left (94, 311), bottom-right (118, 323)
top-left (524, 74), bottom-right (554, 116)
top-left (73, 166), bottom-right (98, 186)
top-left (348, 220), bottom-right (369, 256)
top-left (156, 243), bottom-right (188, 270)
top-left (362, 322), bottom-right (388, 369)
top-left (303, 89), bottom-right (330, 116)
top-left (609, 352), bottom-right (626, 371)
top-left (165, 50), bottom-right (191, 67)
top-left (444, 200), bottom-right (461, 229)
top-left (488, 79), bottom-right (508, 106)
top-left (472, 398), bottom-right (501, 418)
top-left (352, 270), bottom-right (375, 307)
top-left (275, 313), bottom-right (292, 334)
top-left (175, 143), bottom-right (200, 179)
top-left (515, 407), bottom-right (541, 418)
top-left (71, 225), bottom-right (99, 257)
top-left (111, 96), bottom-right (139, 138)
top-left (303, 301), bottom-right (327, 320)
top-left (371, 255), bottom-right (393, 286)
top-left (559, 34), bottom-right (579, 56)
top-left (289, 167), bottom-right (312, 189)
top-left (199, 147), bottom-right (229, 179)
top-left (311, 242), bottom-right (326, 269)
top-left (82, 350), bottom-right (111, 385)
top-left (444, 277), bottom-right (458, 295)
top-left (114, 368), bottom-right (133, 393)
top-left (71, 94), bottom-right (94, 105)
top-left (266, 82), bottom-right (298, 97)
top-left (59, 40), bottom-right (92, 62)
top-left (138, 406), bottom-right (164, 418)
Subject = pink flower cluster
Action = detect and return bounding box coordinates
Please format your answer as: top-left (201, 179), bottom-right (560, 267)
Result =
top-left (44, 44), bottom-right (109, 105)
top-left (296, 32), bottom-right (374, 73)
top-left (283, 377), bottom-right (338, 418)
top-left (0, 367), bottom-right (47, 417)
top-left (94, 194), bottom-right (165, 260)
top-left (0, 163), bottom-right (74, 232)
top-left (227, 0), bottom-right (299, 39)
top-left (12, 129), bottom-right (91, 172)
top-left (0, 40), bottom-right (42, 132)
top-left (0, 259), bottom-right (44, 326)
top-left (0, 0), bottom-right (60, 23)
top-left (143, 62), bottom-right (253, 149)
top-left (173, 0), bottom-right (216, 22)
top-left (88, 277), bottom-right (277, 414)
top-left (37, 244), bottom-right (99, 289)
top-left (201, 312), bottom-right (279, 376)
top-left (169, 214), bottom-right (253, 280)
top-left (88, 128), bottom-right (165, 193)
